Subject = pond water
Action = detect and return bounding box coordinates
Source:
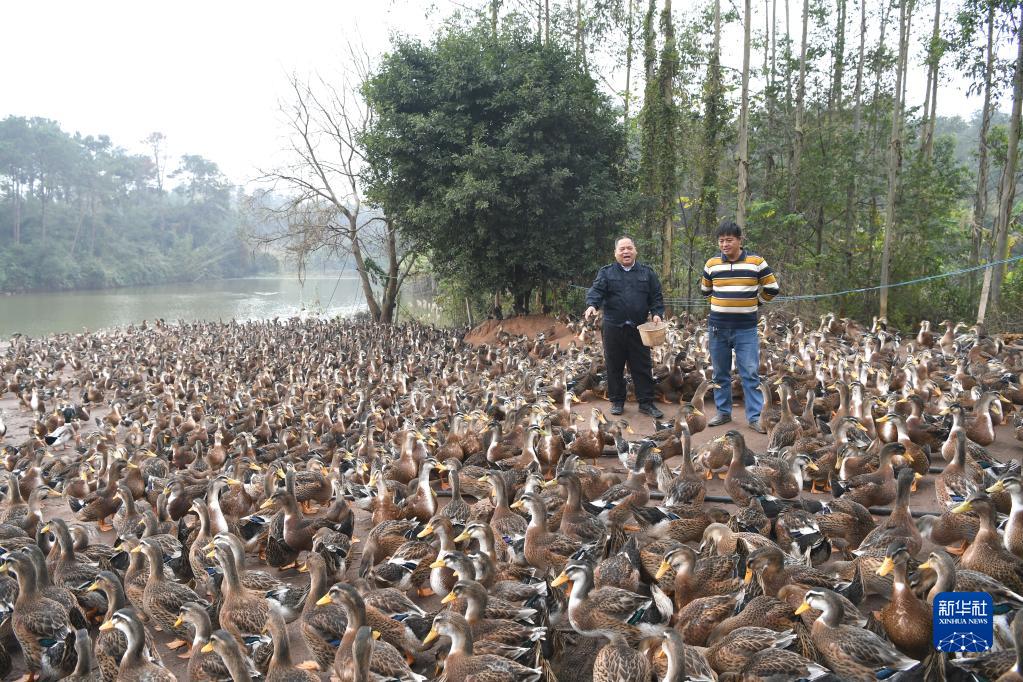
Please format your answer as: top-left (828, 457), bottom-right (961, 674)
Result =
top-left (0, 274), bottom-right (384, 337)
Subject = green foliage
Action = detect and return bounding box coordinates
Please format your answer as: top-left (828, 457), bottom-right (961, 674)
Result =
top-left (0, 116), bottom-right (277, 293)
top-left (362, 17), bottom-right (627, 313)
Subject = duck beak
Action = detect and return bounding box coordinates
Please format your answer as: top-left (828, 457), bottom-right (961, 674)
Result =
top-left (876, 557), bottom-right (895, 577)
top-left (99, 620), bottom-right (114, 631)
top-left (174, 616), bottom-right (183, 628)
top-left (40, 524), bottom-right (50, 534)
top-left (316, 594), bottom-right (333, 607)
top-left (130, 546), bottom-right (142, 554)
top-left (441, 592), bottom-right (457, 605)
top-left (372, 630), bottom-right (381, 640)
top-left (86, 581), bottom-right (100, 592)
top-left (429, 559), bottom-right (446, 569)
top-left (987, 481), bottom-right (1006, 494)
top-left (806, 461), bottom-right (819, 471)
top-left (917, 560), bottom-right (932, 571)
top-left (201, 642), bottom-right (214, 653)
top-left (951, 500), bottom-right (972, 514)
top-left (453, 531), bottom-right (470, 543)
top-left (206, 550), bottom-right (216, 559)
top-left (423, 628), bottom-right (439, 645)
top-left (542, 479), bottom-right (558, 488)
top-left (794, 602), bottom-right (811, 615)
top-left (743, 568), bottom-right (753, 584)
top-left (655, 561), bottom-right (671, 580)
top-left (551, 572), bottom-right (569, 587)
top-left (510, 500), bottom-right (524, 510)
top-left (259, 498), bottom-right (275, 510)
top-left (417, 525), bottom-right (435, 538)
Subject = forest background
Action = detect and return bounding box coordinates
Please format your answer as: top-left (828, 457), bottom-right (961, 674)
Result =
top-left (2, 0), bottom-right (1022, 331)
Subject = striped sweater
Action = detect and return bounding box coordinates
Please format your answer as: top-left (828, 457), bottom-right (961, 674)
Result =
top-left (700, 250), bottom-right (779, 328)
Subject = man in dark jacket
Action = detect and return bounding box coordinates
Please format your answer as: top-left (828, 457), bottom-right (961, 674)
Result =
top-left (584, 236), bottom-right (665, 419)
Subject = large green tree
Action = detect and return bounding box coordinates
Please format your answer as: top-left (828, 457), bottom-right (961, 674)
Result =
top-left (362, 18), bottom-right (626, 314)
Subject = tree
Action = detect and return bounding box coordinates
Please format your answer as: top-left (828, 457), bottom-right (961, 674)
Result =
top-left (737, 0), bottom-right (752, 227)
top-left (879, 0), bottom-right (914, 319)
top-left (362, 19), bottom-right (626, 314)
top-left (250, 50), bottom-right (416, 324)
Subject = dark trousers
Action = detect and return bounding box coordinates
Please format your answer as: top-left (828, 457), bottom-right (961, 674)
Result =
top-left (602, 323), bottom-right (656, 404)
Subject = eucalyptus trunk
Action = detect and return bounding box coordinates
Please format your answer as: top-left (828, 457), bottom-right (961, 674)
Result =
top-left (788, 0), bottom-right (809, 213)
top-left (841, 0), bottom-right (867, 297)
top-left (970, 3), bottom-right (995, 298)
top-left (989, 8), bottom-right (1023, 313)
top-left (920, 0), bottom-right (942, 160)
top-left (699, 0), bottom-right (723, 234)
top-left (737, 0), bottom-right (752, 228)
top-left (879, 0), bottom-right (913, 319)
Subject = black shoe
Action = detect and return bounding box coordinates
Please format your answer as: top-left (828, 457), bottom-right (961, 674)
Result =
top-left (609, 403), bottom-right (624, 416)
top-left (638, 403), bottom-right (664, 419)
top-left (707, 413), bottom-right (732, 427)
top-left (748, 420), bottom-right (767, 434)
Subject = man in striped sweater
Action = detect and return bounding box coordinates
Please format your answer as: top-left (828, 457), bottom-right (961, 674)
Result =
top-left (700, 220), bottom-right (779, 433)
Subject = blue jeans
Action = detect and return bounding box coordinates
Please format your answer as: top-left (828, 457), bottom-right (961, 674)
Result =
top-left (708, 326), bottom-right (764, 423)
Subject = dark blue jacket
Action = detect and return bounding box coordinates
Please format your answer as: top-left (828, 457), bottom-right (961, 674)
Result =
top-left (586, 262), bottom-right (665, 327)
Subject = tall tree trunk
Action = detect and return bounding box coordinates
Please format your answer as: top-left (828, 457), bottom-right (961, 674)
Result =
top-left (764, 0), bottom-right (778, 189)
top-left (920, 0), bottom-right (942, 160)
top-left (13, 182), bottom-right (22, 245)
top-left (788, 0), bottom-right (809, 213)
top-left (830, 0), bottom-right (847, 120)
top-left (841, 0), bottom-right (867, 294)
top-left (660, 0), bottom-right (678, 283)
top-left (879, 0), bottom-right (913, 319)
top-left (989, 7), bottom-right (1023, 313)
top-left (737, 0), bottom-right (752, 227)
top-left (492, 0), bottom-right (500, 36)
top-left (699, 0), bottom-right (723, 234)
top-left (971, 3), bottom-right (995, 299)
top-left (624, 0), bottom-right (635, 121)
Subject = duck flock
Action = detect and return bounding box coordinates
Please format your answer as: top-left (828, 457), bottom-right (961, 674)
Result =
top-left (0, 314), bottom-right (1022, 682)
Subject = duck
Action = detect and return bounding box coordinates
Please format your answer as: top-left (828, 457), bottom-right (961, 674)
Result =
top-left (874, 541), bottom-right (931, 660)
top-left (916, 548), bottom-right (1023, 617)
top-left (567, 408), bottom-right (608, 464)
top-left (208, 541), bottom-right (272, 643)
top-left (97, 608), bottom-right (176, 682)
top-left (721, 431), bottom-right (771, 506)
top-left (3, 550), bottom-right (77, 681)
top-left (175, 601), bottom-right (230, 681)
top-left (795, 589), bottom-right (918, 681)
top-left (134, 537), bottom-right (208, 651)
top-left (423, 611), bottom-right (541, 682)
top-left (550, 470), bottom-right (606, 546)
top-left (440, 579), bottom-right (546, 650)
top-left (511, 491), bottom-right (580, 577)
top-left (951, 492), bottom-right (1023, 593)
top-left (86, 570), bottom-right (163, 681)
top-left (319, 583), bottom-right (423, 680)
top-left (743, 545), bottom-right (835, 597)
top-left (857, 467), bottom-right (923, 556)
top-left (990, 475), bottom-right (1023, 558)
top-left (552, 561), bottom-right (663, 646)
top-left (293, 552), bottom-right (347, 672)
top-left (656, 543), bottom-right (740, 609)
top-left (478, 473), bottom-right (527, 561)
top-left (63, 628), bottom-right (101, 682)
top-left (264, 598), bottom-right (318, 682)
top-left (703, 625), bottom-right (797, 676)
top-left (834, 442), bottom-right (904, 508)
top-left (200, 629), bottom-right (264, 682)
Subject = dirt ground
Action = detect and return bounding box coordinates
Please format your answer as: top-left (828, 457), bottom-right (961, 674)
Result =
top-left (463, 315), bottom-right (582, 349)
top-left (1, 327), bottom-right (1022, 681)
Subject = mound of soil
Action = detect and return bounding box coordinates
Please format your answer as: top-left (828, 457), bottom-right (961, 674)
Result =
top-left (463, 314), bottom-right (579, 348)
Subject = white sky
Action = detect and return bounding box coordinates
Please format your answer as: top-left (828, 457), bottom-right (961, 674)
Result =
top-left (2, 0), bottom-right (1009, 186)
